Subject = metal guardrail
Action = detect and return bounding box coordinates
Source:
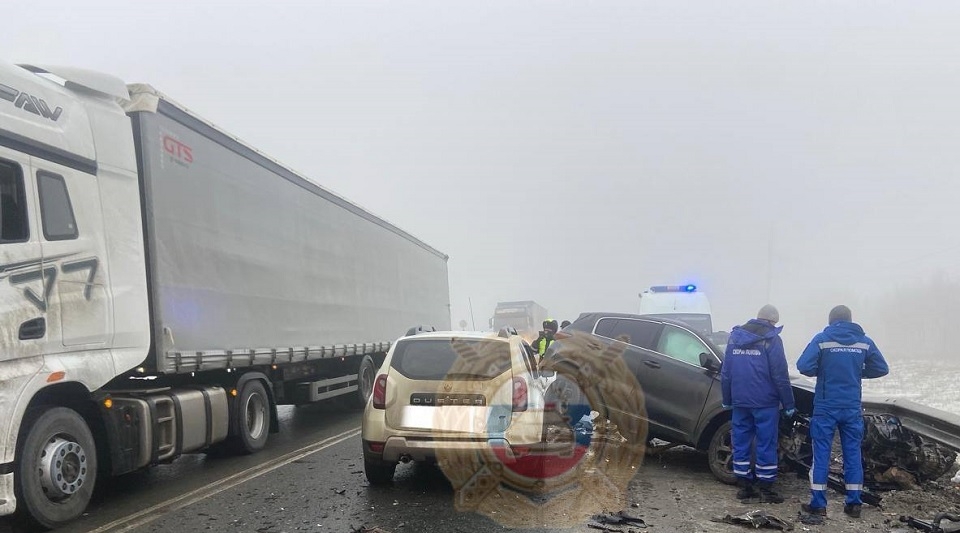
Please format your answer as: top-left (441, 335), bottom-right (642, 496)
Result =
top-left (862, 396), bottom-right (960, 453)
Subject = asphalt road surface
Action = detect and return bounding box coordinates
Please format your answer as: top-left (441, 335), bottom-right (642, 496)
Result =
top-left (1, 404), bottom-right (586, 533)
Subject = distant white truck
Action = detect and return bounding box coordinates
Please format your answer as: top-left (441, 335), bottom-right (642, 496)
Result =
top-left (0, 60), bottom-right (450, 527)
top-left (638, 285), bottom-right (713, 336)
top-left (490, 301), bottom-right (548, 341)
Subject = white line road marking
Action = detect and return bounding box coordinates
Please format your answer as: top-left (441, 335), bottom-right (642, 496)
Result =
top-left (86, 427), bottom-right (361, 533)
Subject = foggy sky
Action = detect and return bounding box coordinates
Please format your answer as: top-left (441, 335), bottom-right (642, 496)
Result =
top-left (5, 1), bottom-right (960, 357)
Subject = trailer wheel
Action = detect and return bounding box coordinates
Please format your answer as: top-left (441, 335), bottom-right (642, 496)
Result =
top-left (364, 456), bottom-right (396, 485)
top-left (232, 380), bottom-right (271, 454)
top-left (15, 407), bottom-right (97, 529)
top-left (350, 355), bottom-right (378, 409)
top-left (707, 420), bottom-right (737, 485)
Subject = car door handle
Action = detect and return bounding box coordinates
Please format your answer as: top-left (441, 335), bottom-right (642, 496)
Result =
top-left (643, 360), bottom-right (661, 369)
top-left (19, 318), bottom-right (46, 340)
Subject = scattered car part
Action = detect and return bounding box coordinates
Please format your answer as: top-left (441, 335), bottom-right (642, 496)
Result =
top-left (710, 510), bottom-right (794, 531)
top-left (777, 409), bottom-right (957, 506)
top-left (589, 510), bottom-right (648, 531)
top-left (861, 414), bottom-right (958, 485)
top-left (779, 413), bottom-right (883, 507)
top-left (861, 396), bottom-right (960, 453)
top-left (899, 512), bottom-right (960, 533)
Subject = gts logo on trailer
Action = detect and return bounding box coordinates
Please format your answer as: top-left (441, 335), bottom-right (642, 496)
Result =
top-left (0, 82), bottom-right (63, 122)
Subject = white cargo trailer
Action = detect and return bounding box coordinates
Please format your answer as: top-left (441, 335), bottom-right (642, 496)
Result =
top-left (0, 61), bottom-right (450, 528)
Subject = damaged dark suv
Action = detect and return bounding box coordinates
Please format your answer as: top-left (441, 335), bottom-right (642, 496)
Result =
top-left (543, 312), bottom-right (959, 492)
top-left (544, 312), bottom-right (739, 482)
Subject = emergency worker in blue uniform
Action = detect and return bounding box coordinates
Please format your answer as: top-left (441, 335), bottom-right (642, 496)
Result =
top-left (721, 305), bottom-right (795, 503)
top-left (796, 305), bottom-right (889, 518)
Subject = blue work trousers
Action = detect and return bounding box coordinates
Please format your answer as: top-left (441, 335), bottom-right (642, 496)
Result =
top-left (808, 407), bottom-right (864, 508)
top-left (731, 406), bottom-right (780, 483)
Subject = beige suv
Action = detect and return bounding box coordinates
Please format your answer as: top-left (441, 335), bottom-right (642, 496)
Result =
top-left (361, 329), bottom-right (549, 484)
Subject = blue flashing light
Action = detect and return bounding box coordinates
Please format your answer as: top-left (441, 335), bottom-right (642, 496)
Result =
top-left (648, 284), bottom-right (698, 294)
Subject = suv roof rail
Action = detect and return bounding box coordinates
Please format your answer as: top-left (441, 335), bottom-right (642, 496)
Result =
top-left (405, 325), bottom-right (437, 336)
top-left (498, 326), bottom-right (519, 338)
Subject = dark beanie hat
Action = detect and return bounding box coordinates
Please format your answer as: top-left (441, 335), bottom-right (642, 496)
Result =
top-left (828, 305), bottom-right (852, 325)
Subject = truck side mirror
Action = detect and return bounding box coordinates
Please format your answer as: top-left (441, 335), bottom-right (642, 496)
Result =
top-left (700, 352), bottom-right (721, 372)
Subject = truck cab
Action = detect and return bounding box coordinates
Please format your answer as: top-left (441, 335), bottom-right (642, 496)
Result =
top-left (490, 301), bottom-right (548, 342)
top-left (1, 61), bottom-right (151, 524)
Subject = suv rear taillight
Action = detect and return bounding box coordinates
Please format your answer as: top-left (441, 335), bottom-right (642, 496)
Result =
top-left (372, 374), bottom-right (388, 409)
top-left (512, 377), bottom-right (528, 412)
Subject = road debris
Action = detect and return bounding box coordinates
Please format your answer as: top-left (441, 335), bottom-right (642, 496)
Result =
top-left (899, 512), bottom-right (960, 533)
top-left (779, 412), bottom-right (959, 507)
top-left (797, 512), bottom-right (825, 526)
top-left (710, 509), bottom-right (793, 531)
top-left (588, 510), bottom-right (647, 531)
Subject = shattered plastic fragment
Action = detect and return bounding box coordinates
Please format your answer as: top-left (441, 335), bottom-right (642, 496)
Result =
top-left (589, 511), bottom-right (648, 531)
top-left (711, 510), bottom-right (794, 531)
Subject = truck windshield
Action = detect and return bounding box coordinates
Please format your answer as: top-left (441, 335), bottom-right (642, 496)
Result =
top-left (492, 316), bottom-right (531, 330)
top-left (390, 339), bottom-right (512, 381)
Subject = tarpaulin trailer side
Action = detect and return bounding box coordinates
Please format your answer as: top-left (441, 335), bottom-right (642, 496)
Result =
top-left (125, 85), bottom-right (451, 373)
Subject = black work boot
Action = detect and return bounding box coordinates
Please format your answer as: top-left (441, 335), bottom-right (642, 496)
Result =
top-left (801, 503), bottom-right (827, 516)
top-left (736, 478), bottom-right (758, 500)
top-left (843, 504), bottom-right (862, 518)
top-left (756, 481), bottom-right (785, 504)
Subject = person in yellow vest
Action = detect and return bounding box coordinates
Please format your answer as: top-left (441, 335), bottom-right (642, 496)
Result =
top-left (533, 319), bottom-right (560, 358)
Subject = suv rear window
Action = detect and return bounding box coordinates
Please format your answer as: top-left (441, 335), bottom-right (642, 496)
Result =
top-left (391, 339), bottom-right (512, 381)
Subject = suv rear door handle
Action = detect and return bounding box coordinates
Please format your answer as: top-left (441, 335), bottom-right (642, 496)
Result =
top-left (19, 318), bottom-right (45, 340)
top-left (643, 360), bottom-right (660, 369)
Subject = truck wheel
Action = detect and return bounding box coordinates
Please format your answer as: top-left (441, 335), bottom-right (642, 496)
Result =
top-left (707, 420), bottom-right (738, 485)
top-left (364, 456), bottom-right (396, 485)
top-left (15, 407), bottom-right (97, 529)
top-left (350, 355), bottom-right (378, 409)
top-left (231, 380), bottom-right (271, 454)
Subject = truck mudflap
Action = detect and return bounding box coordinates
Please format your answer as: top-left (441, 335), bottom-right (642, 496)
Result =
top-left (779, 412), bottom-right (958, 507)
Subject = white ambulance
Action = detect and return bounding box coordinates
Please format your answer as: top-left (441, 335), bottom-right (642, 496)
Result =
top-left (638, 285), bottom-right (713, 336)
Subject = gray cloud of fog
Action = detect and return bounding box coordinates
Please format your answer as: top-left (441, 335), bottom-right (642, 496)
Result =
top-left (6, 1), bottom-right (960, 357)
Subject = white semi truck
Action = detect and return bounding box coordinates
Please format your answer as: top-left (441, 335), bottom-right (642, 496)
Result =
top-left (490, 301), bottom-right (548, 341)
top-left (0, 61), bottom-right (450, 528)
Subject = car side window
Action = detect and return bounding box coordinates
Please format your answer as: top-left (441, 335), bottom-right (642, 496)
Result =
top-left (593, 318), bottom-right (619, 337)
top-left (611, 319), bottom-right (662, 349)
top-left (656, 325), bottom-right (709, 366)
top-left (0, 159), bottom-right (29, 243)
top-left (37, 171), bottom-right (79, 241)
